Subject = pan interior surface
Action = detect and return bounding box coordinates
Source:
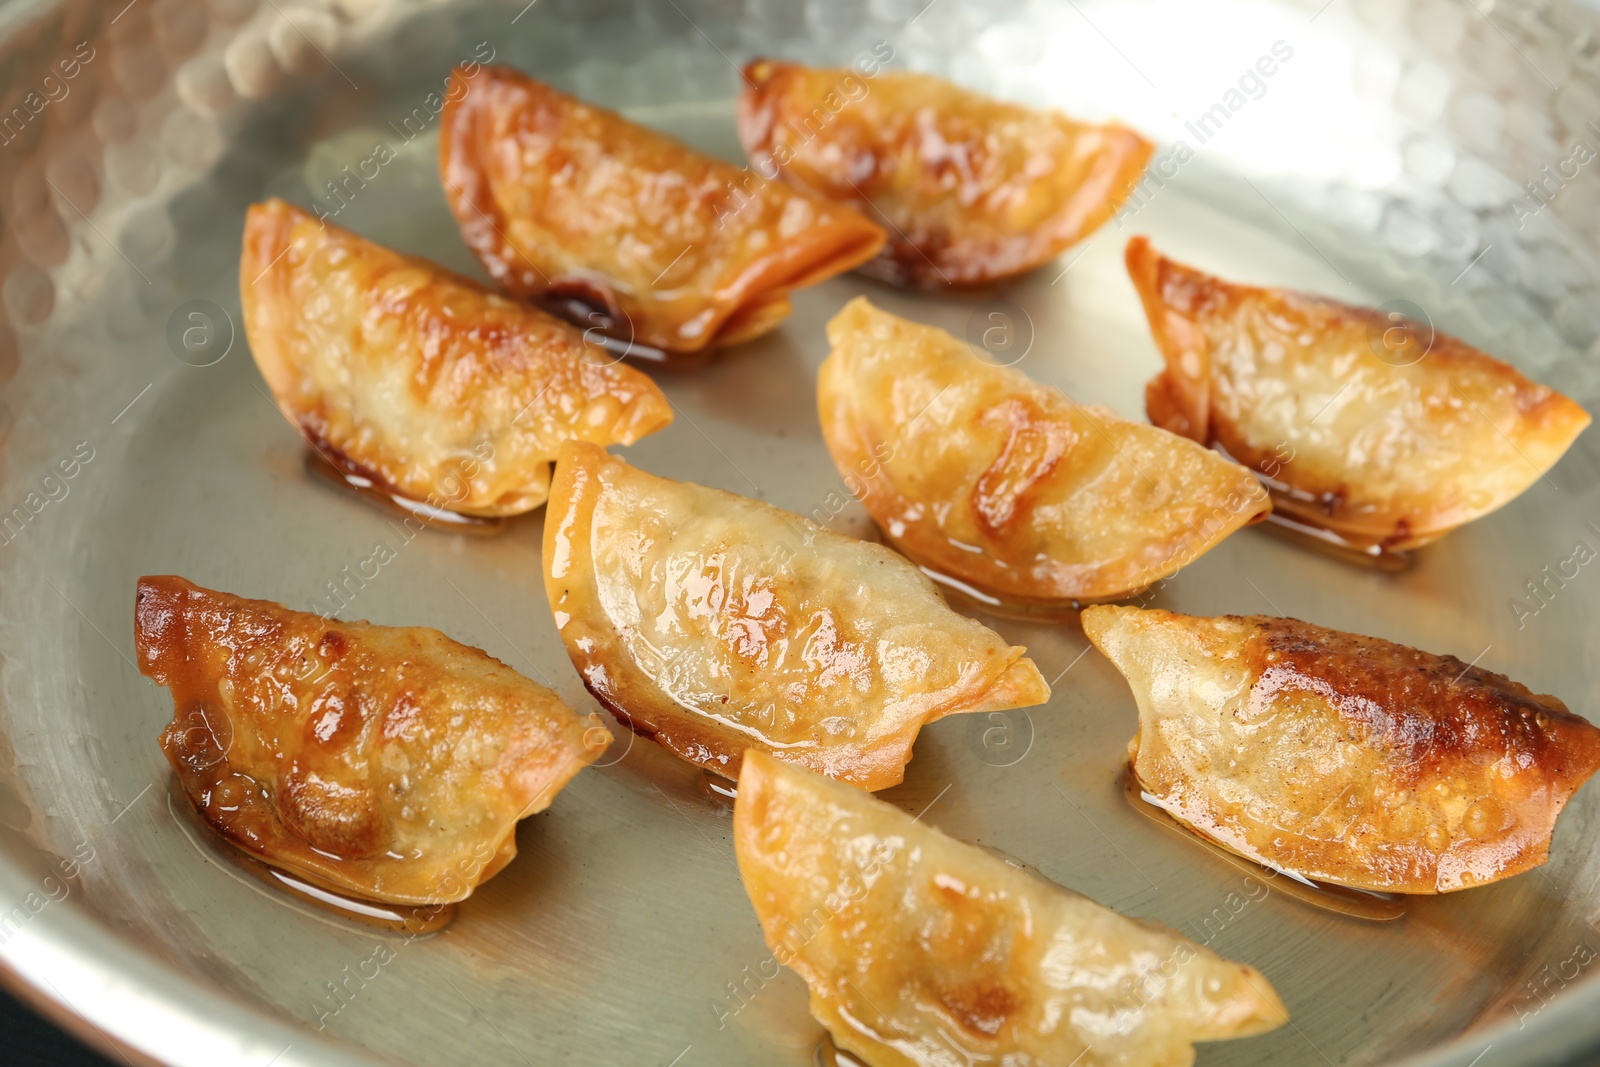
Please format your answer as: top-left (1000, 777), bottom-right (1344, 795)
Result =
top-left (3, 1), bottom-right (1600, 1065)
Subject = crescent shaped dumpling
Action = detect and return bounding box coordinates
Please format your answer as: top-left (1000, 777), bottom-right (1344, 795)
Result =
top-left (737, 60), bottom-right (1153, 287)
top-left (241, 198), bottom-right (672, 516)
top-left (135, 575), bottom-right (611, 905)
top-left (1083, 605), bottom-right (1600, 894)
top-left (733, 750), bottom-right (1289, 1066)
top-left (1126, 236), bottom-right (1591, 551)
top-left (818, 298), bottom-right (1272, 608)
top-left (543, 442), bottom-right (1049, 790)
top-left (439, 65), bottom-right (886, 356)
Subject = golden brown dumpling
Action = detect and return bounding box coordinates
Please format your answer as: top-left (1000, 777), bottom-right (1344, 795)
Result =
top-left (543, 442), bottom-right (1048, 790)
top-left (136, 575), bottom-right (610, 905)
top-left (440, 65), bottom-right (885, 356)
top-left (1126, 236), bottom-right (1591, 551)
top-left (734, 750), bottom-right (1288, 1067)
top-left (737, 60), bottom-right (1152, 287)
top-left (1084, 605), bottom-right (1600, 894)
top-left (241, 198), bottom-right (671, 516)
top-left (819, 298), bottom-right (1271, 608)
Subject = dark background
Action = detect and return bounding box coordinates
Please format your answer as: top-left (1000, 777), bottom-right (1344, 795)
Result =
top-left (3, 986), bottom-right (128, 1066)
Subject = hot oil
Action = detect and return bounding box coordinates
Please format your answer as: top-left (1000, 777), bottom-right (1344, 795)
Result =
top-left (890, 530), bottom-right (1232, 622)
top-left (167, 785), bottom-right (456, 935)
top-left (304, 451), bottom-right (506, 537)
top-left (699, 770), bottom-right (738, 806)
top-left (1121, 770), bottom-right (1406, 922)
top-left (1261, 512), bottom-right (1415, 573)
top-left (538, 292), bottom-right (716, 370)
top-left (913, 563), bottom-right (1088, 623)
top-left (1208, 442), bottom-right (1416, 571)
top-left (261, 867), bottom-right (456, 935)
top-left (578, 696), bottom-right (745, 818)
top-left (815, 1034), bottom-right (871, 1067)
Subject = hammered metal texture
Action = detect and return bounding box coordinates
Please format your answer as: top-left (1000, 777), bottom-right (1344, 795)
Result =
top-left (2, 2), bottom-right (1600, 1066)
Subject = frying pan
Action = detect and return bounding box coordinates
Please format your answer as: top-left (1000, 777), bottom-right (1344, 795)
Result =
top-left (3, 0), bottom-right (1600, 1063)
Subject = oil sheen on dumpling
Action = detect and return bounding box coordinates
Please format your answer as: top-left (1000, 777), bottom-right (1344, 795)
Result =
top-left (544, 442), bottom-right (1049, 790)
top-left (819, 298), bottom-right (1271, 608)
top-left (440, 65), bottom-right (885, 356)
top-left (136, 575), bottom-right (611, 905)
top-left (241, 198), bottom-right (672, 516)
top-left (1126, 236), bottom-right (1591, 551)
top-left (734, 750), bottom-right (1288, 1067)
top-left (1084, 605), bottom-right (1600, 894)
top-left (737, 61), bottom-right (1152, 287)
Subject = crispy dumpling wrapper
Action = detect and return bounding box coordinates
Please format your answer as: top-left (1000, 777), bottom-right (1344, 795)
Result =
top-left (734, 750), bottom-right (1288, 1066)
top-left (819, 298), bottom-right (1271, 606)
top-left (543, 442), bottom-right (1048, 790)
top-left (737, 61), bottom-right (1152, 287)
top-left (1126, 236), bottom-right (1591, 550)
top-left (240, 198), bottom-right (671, 516)
top-left (440, 65), bottom-right (885, 356)
top-left (1084, 605), bottom-right (1600, 894)
top-left (136, 575), bottom-right (610, 905)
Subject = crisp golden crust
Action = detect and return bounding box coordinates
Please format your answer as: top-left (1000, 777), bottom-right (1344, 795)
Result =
top-left (135, 575), bottom-right (610, 905)
top-left (1125, 237), bottom-right (1592, 550)
top-left (733, 751), bottom-right (1287, 1066)
top-left (240, 199), bottom-right (671, 516)
top-left (1084, 605), bottom-right (1600, 894)
top-left (818, 298), bottom-right (1271, 605)
top-left (543, 442), bottom-right (1048, 791)
top-left (738, 61), bottom-right (1152, 287)
top-left (439, 65), bottom-right (885, 355)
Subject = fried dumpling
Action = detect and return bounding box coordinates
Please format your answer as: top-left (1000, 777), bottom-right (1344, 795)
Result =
top-left (1084, 605), bottom-right (1600, 894)
top-left (737, 61), bottom-right (1152, 287)
top-left (136, 575), bottom-right (610, 905)
top-left (819, 298), bottom-right (1271, 608)
top-left (440, 65), bottom-right (885, 357)
top-left (1126, 236), bottom-right (1591, 551)
top-left (734, 750), bottom-right (1288, 1066)
top-left (241, 198), bottom-right (671, 517)
top-left (544, 442), bottom-right (1048, 790)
